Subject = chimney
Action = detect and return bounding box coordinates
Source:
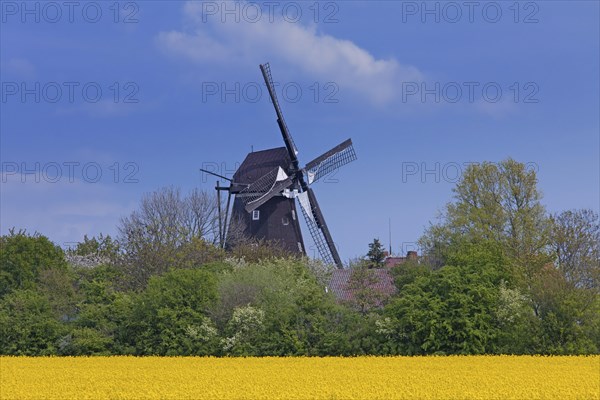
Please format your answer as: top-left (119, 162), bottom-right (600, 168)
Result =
top-left (407, 251), bottom-right (418, 261)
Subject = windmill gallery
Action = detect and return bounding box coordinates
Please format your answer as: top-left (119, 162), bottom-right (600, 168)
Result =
top-left (201, 63), bottom-right (357, 268)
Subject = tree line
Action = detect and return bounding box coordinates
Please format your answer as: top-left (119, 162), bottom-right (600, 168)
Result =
top-left (1, 159), bottom-right (598, 355)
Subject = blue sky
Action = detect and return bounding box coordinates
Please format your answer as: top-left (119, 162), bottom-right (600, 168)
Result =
top-left (1, 1), bottom-right (599, 262)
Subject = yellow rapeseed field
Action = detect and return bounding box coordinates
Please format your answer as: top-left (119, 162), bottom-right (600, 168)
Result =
top-left (1, 356), bottom-right (598, 399)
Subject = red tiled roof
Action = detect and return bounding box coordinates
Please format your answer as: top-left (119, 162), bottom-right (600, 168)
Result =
top-left (385, 257), bottom-right (407, 268)
top-left (385, 252), bottom-right (418, 268)
top-left (328, 268), bottom-right (397, 304)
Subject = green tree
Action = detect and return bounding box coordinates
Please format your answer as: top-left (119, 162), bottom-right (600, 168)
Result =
top-left (415, 160), bottom-right (599, 354)
top-left (58, 327), bottom-right (114, 356)
top-left (222, 305), bottom-right (266, 355)
top-left (419, 159), bottom-right (551, 282)
top-left (123, 268), bottom-right (220, 355)
top-left (0, 230), bottom-right (67, 297)
top-left (0, 289), bottom-right (64, 355)
top-left (382, 266), bottom-right (500, 355)
top-left (391, 259), bottom-right (430, 291)
top-left (529, 266), bottom-right (599, 354)
top-left (212, 258), bottom-right (350, 356)
top-left (381, 242), bottom-right (505, 355)
top-left (367, 238), bottom-right (386, 268)
top-left (58, 264), bottom-right (129, 355)
top-left (37, 266), bottom-right (78, 320)
top-left (494, 280), bottom-right (538, 353)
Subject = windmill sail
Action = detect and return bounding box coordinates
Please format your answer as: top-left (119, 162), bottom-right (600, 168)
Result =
top-left (260, 63), bottom-right (299, 162)
top-left (305, 139), bottom-right (357, 184)
top-left (240, 167), bottom-right (293, 213)
top-left (297, 189), bottom-right (343, 268)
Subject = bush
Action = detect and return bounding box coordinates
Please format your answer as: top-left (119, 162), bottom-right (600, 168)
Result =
top-left (0, 230), bottom-right (67, 297)
top-left (0, 289), bottom-right (64, 355)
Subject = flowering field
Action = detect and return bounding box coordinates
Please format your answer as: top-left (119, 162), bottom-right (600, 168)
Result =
top-left (1, 356), bottom-right (598, 399)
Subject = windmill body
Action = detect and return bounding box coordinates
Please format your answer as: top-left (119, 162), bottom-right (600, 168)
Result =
top-left (203, 63), bottom-right (357, 268)
top-left (229, 147), bottom-right (305, 254)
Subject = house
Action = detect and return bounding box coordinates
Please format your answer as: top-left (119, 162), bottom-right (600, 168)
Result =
top-left (327, 268), bottom-right (397, 304)
top-left (326, 251), bottom-right (419, 307)
top-left (384, 250), bottom-right (418, 269)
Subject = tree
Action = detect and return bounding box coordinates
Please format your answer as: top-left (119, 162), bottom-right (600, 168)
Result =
top-left (419, 159), bottom-right (551, 282)
top-left (122, 268), bottom-right (220, 355)
top-left (495, 280), bottom-right (538, 354)
top-left (381, 257), bottom-right (502, 355)
top-left (529, 265), bottom-right (599, 354)
top-left (36, 266), bottom-right (78, 320)
top-left (346, 265), bottom-right (390, 314)
top-left (391, 258), bottom-right (430, 291)
top-left (414, 160), bottom-right (599, 354)
top-left (117, 187), bottom-right (223, 289)
top-left (221, 305), bottom-right (266, 355)
top-left (367, 238), bottom-right (386, 268)
top-left (65, 234), bottom-right (120, 269)
top-left (58, 263), bottom-right (131, 355)
top-left (211, 258), bottom-right (349, 356)
top-left (120, 187), bottom-right (219, 248)
top-left (229, 238), bottom-right (296, 263)
top-left (0, 289), bottom-right (64, 355)
top-left (0, 230), bottom-right (67, 297)
top-left (550, 209), bottom-right (600, 291)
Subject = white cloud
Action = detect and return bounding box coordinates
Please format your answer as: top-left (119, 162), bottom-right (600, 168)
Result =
top-left (156, 1), bottom-right (423, 105)
top-left (157, 30), bottom-right (232, 63)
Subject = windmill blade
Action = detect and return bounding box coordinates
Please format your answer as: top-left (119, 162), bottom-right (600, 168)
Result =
top-left (259, 63), bottom-right (299, 162)
top-left (304, 139), bottom-right (357, 184)
top-left (240, 167), bottom-right (293, 213)
top-left (297, 189), bottom-right (343, 268)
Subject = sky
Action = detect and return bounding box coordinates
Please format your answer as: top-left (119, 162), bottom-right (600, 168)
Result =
top-left (1, 0), bottom-right (599, 263)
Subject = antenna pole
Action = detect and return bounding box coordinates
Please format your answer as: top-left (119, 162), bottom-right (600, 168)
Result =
top-left (389, 218), bottom-right (392, 255)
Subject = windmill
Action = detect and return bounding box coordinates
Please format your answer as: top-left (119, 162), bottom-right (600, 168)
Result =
top-left (201, 63), bottom-right (356, 268)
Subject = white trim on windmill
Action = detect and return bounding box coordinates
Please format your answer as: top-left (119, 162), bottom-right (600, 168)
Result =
top-left (275, 166), bottom-right (288, 182)
top-left (297, 192), bottom-right (314, 223)
top-left (282, 188), bottom-right (298, 198)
